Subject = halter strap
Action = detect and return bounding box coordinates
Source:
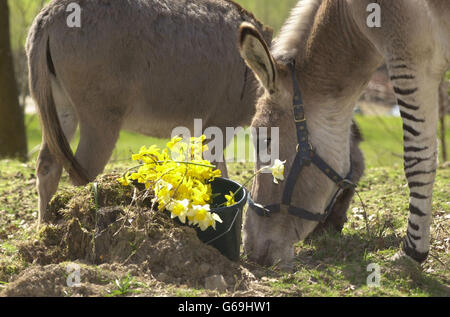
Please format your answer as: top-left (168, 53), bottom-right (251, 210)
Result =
top-left (248, 60), bottom-right (355, 223)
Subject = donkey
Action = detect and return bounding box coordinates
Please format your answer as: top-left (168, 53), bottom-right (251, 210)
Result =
top-left (27, 0), bottom-right (273, 223)
top-left (239, 0), bottom-right (449, 268)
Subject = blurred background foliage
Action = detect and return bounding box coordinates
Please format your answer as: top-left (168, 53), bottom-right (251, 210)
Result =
top-left (235, 0), bottom-right (298, 33)
top-left (8, 0), bottom-right (49, 109)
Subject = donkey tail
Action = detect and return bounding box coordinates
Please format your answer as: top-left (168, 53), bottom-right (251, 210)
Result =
top-left (27, 26), bottom-right (89, 185)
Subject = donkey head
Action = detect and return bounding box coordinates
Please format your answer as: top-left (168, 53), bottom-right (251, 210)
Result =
top-left (238, 23), bottom-right (364, 269)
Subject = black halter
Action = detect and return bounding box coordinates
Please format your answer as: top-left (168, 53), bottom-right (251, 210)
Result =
top-left (248, 60), bottom-right (355, 223)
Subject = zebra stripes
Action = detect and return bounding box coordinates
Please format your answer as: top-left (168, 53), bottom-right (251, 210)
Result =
top-left (390, 74), bottom-right (415, 81)
top-left (394, 87), bottom-right (418, 95)
top-left (409, 204), bottom-right (427, 216)
top-left (405, 169), bottom-right (435, 178)
top-left (403, 145), bottom-right (428, 152)
top-left (400, 110), bottom-right (424, 123)
top-left (398, 99), bottom-right (419, 111)
top-left (402, 123), bottom-right (421, 136)
top-left (404, 154), bottom-right (434, 170)
top-left (388, 60), bottom-right (437, 264)
top-left (409, 192), bottom-right (429, 200)
top-left (408, 220), bottom-right (419, 231)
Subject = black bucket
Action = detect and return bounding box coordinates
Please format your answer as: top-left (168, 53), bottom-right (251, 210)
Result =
top-left (195, 177), bottom-right (247, 262)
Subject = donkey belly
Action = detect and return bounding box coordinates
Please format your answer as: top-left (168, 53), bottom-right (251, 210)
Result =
top-left (121, 61), bottom-right (256, 138)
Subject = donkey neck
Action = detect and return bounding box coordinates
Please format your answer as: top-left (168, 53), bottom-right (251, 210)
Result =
top-left (289, 0), bottom-right (382, 161)
top-left (273, 0), bottom-right (383, 175)
top-left (296, 0), bottom-right (382, 116)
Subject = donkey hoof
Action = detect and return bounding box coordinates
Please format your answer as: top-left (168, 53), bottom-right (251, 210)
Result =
top-left (390, 250), bottom-right (421, 267)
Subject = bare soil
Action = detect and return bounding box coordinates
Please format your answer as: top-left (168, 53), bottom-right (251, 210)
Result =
top-left (2, 174), bottom-right (260, 296)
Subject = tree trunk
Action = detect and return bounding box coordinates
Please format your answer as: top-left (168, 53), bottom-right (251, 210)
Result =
top-left (0, 0), bottom-right (27, 160)
top-left (439, 79), bottom-right (449, 163)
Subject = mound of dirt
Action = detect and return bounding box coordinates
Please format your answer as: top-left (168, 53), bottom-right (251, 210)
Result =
top-left (6, 174), bottom-right (256, 296)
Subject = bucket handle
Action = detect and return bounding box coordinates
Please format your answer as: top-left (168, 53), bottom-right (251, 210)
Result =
top-left (203, 208), bottom-right (241, 245)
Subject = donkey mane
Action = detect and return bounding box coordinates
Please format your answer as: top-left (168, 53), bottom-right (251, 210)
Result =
top-left (271, 0), bottom-right (322, 62)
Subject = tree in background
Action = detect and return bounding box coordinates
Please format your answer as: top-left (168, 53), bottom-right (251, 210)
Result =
top-left (9, 0), bottom-right (48, 109)
top-left (439, 72), bottom-right (450, 162)
top-left (0, 0), bottom-right (27, 160)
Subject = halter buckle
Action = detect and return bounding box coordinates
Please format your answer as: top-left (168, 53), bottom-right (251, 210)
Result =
top-left (296, 142), bottom-right (313, 153)
top-left (293, 104), bottom-right (305, 122)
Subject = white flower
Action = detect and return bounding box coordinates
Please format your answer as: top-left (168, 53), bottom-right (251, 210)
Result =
top-left (187, 204), bottom-right (208, 225)
top-left (197, 211), bottom-right (222, 231)
top-left (210, 212), bottom-right (223, 230)
top-left (185, 204), bottom-right (222, 231)
top-left (269, 159), bottom-right (286, 184)
top-left (167, 199), bottom-right (190, 223)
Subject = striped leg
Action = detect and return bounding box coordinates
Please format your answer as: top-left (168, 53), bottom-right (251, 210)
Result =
top-left (387, 60), bottom-right (440, 263)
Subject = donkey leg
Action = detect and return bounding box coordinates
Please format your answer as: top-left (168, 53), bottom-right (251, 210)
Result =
top-left (37, 95), bottom-right (78, 223)
top-left (37, 144), bottom-right (63, 224)
top-left (74, 120), bottom-right (121, 182)
top-left (205, 133), bottom-right (229, 178)
top-left (387, 60), bottom-right (441, 263)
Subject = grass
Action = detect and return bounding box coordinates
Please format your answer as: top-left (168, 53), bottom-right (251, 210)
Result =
top-left (225, 161), bottom-right (449, 297)
top-left (0, 115), bottom-right (449, 296)
top-left (106, 274), bottom-right (143, 297)
top-left (284, 165), bottom-right (449, 297)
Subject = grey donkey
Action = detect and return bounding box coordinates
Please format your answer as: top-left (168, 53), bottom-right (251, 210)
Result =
top-left (27, 0), bottom-right (272, 223)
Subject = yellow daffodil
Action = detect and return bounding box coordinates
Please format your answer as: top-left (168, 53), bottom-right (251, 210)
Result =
top-left (224, 191), bottom-right (236, 206)
top-left (167, 136), bottom-right (183, 149)
top-left (153, 180), bottom-right (173, 209)
top-left (117, 172), bottom-right (132, 186)
top-left (118, 135), bottom-right (223, 230)
top-left (132, 145), bottom-right (161, 163)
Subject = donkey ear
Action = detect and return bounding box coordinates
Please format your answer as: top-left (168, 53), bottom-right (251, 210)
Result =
top-left (239, 22), bottom-right (277, 94)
